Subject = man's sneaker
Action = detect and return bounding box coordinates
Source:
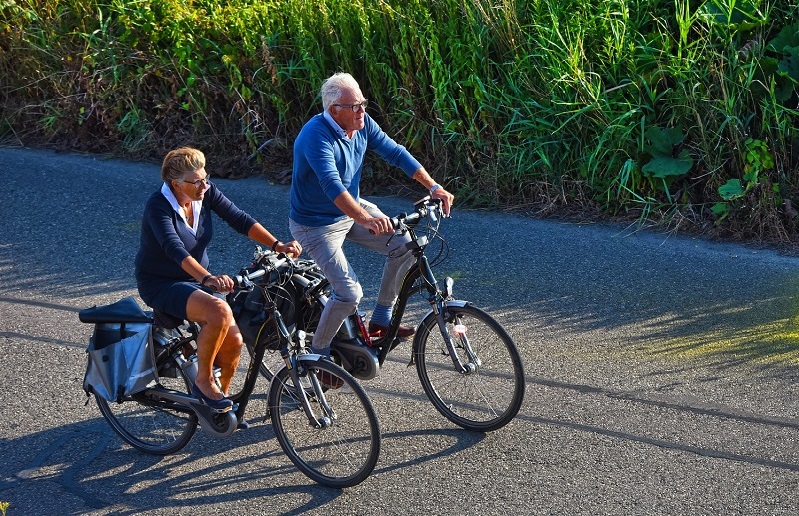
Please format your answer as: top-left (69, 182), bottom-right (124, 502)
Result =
top-left (318, 370), bottom-right (344, 389)
top-left (368, 322), bottom-right (416, 339)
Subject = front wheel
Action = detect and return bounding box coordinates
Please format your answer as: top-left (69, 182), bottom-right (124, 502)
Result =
top-left (414, 303), bottom-right (525, 432)
top-left (268, 358), bottom-right (381, 488)
top-left (95, 357), bottom-right (198, 455)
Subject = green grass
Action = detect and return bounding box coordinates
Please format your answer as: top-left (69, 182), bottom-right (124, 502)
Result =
top-left (1, 0), bottom-right (798, 243)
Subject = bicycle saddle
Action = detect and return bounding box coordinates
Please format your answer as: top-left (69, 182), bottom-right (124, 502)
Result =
top-left (152, 310), bottom-right (185, 329)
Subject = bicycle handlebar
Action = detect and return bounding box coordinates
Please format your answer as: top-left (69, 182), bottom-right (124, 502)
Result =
top-left (231, 251), bottom-right (293, 289)
top-left (231, 267), bottom-right (265, 288)
top-left (233, 197), bottom-right (444, 286)
top-left (369, 196), bottom-right (443, 235)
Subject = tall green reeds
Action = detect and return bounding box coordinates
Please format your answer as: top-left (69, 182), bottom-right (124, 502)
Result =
top-left (1, 0), bottom-right (798, 241)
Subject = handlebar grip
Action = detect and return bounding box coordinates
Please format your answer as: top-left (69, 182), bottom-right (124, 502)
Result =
top-left (369, 217), bottom-right (400, 235)
top-left (247, 268), bottom-right (268, 281)
top-left (367, 197), bottom-right (446, 235)
top-left (232, 267), bottom-right (267, 288)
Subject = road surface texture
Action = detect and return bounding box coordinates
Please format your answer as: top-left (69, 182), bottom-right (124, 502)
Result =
top-left (1, 147), bottom-right (798, 515)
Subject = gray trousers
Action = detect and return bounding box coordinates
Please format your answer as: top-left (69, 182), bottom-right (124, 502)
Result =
top-left (289, 199), bottom-right (413, 354)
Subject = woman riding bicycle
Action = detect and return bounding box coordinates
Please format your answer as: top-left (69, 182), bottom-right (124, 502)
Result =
top-left (134, 146), bottom-right (301, 410)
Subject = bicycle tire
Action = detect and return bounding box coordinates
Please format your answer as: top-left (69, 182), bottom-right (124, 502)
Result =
top-left (95, 356), bottom-right (198, 455)
top-left (414, 303), bottom-right (525, 432)
top-left (268, 358), bottom-right (381, 488)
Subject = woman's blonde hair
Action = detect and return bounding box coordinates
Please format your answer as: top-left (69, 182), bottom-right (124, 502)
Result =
top-left (161, 147), bottom-right (205, 182)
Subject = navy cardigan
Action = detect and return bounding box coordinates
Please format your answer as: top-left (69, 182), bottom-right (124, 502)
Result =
top-left (134, 183), bottom-right (256, 288)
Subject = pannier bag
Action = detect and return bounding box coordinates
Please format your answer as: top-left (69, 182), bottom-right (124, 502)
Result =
top-left (229, 280), bottom-right (301, 350)
top-left (79, 297), bottom-right (157, 402)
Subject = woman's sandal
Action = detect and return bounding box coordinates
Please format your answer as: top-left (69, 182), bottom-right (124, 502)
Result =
top-left (191, 383), bottom-right (233, 412)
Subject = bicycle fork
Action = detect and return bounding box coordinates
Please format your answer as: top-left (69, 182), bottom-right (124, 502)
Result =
top-left (284, 355), bottom-right (337, 430)
top-left (429, 278), bottom-right (481, 375)
top-left (272, 314), bottom-right (336, 429)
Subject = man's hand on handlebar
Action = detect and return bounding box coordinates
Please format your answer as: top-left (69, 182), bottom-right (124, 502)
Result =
top-left (360, 215), bottom-right (394, 235)
top-left (275, 240), bottom-right (303, 258)
top-left (430, 186), bottom-right (454, 217)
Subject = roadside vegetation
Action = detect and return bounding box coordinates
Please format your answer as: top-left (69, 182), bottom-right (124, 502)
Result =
top-left (1, 0), bottom-right (798, 244)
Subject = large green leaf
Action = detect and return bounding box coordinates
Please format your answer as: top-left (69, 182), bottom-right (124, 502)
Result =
top-left (718, 179), bottom-right (746, 200)
top-left (644, 126), bottom-right (685, 156)
top-left (763, 26), bottom-right (799, 100)
top-left (711, 202), bottom-right (731, 219)
top-left (777, 54), bottom-right (799, 84)
top-left (641, 150), bottom-right (693, 178)
top-left (768, 22), bottom-right (799, 53)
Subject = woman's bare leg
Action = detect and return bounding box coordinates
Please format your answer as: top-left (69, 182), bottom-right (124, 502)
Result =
top-left (215, 325), bottom-right (243, 396)
top-left (186, 290), bottom-right (236, 400)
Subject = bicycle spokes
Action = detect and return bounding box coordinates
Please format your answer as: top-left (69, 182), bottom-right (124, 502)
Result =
top-left (268, 358), bottom-right (381, 487)
top-left (415, 304), bottom-right (525, 432)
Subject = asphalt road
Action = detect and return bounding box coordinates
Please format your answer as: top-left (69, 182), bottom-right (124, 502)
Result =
top-left (1, 147), bottom-right (799, 515)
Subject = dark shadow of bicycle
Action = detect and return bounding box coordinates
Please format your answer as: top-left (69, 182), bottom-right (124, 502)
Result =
top-left (1, 407), bottom-right (486, 515)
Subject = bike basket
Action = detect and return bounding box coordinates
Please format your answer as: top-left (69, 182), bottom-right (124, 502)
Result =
top-left (80, 298), bottom-right (158, 402)
top-left (230, 279), bottom-right (301, 350)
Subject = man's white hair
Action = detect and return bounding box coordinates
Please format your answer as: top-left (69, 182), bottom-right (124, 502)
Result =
top-left (320, 72), bottom-right (361, 110)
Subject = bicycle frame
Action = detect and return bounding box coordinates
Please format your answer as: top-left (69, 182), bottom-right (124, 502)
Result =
top-left (229, 268), bottom-right (340, 429)
top-left (275, 197), bottom-right (465, 377)
top-left (373, 226), bottom-right (477, 374)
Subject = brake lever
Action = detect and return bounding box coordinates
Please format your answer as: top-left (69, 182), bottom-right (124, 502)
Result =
top-left (428, 204), bottom-right (439, 223)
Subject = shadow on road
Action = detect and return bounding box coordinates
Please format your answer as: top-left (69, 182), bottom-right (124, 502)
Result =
top-left (1, 417), bottom-right (486, 514)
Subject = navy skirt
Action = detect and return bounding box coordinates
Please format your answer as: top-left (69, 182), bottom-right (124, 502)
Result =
top-left (137, 275), bottom-right (203, 321)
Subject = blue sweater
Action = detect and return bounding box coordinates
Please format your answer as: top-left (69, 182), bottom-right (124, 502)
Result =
top-left (289, 113), bottom-right (422, 227)
top-left (135, 183), bottom-right (256, 285)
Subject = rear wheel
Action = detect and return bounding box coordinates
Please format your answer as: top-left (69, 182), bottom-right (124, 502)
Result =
top-left (415, 304), bottom-right (525, 432)
top-left (268, 358), bottom-right (381, 488)
top-left (95, 357), bottom-right (197, 455)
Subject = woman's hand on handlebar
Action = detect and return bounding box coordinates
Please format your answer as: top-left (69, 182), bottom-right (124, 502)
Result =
top-left (204, 274), bottom-right (235, 293)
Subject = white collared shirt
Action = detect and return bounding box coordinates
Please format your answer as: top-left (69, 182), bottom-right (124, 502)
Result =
top-left (323, 110), bottom-right (348, 138)
top-left (161, 182), bottom-right (202, 234)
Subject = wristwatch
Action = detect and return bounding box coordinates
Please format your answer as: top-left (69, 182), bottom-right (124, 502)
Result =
top-left (429, 184), bottom-right (441, 194)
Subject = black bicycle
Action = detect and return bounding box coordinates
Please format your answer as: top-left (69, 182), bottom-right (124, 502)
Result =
top-left (79, 267), bottom-right (381, 488)
top-left (232, 196), bottom-right (525, 432)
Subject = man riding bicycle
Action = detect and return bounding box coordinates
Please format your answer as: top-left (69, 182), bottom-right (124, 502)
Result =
top-left (288, 72), bottom-right (454, 357)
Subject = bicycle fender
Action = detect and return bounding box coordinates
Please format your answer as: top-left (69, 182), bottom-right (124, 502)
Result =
top-left (296, 353), bottom-right (326, 364)
top-left (416, 299), bottom-right (470, 323)
top-left (264, 353), bottom-right (326, 394)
